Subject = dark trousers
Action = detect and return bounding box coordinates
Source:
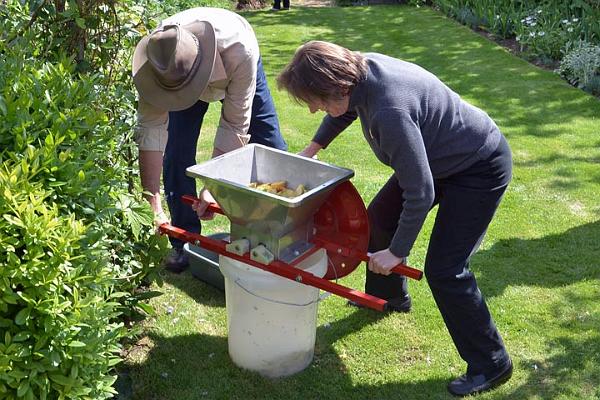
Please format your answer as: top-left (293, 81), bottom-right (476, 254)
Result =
top-left (273, 0), bottom-right (290, 8)
top-left (163, 57), bottom-right (288, 249)
top-left (366, 135), bottom-right (512, 374)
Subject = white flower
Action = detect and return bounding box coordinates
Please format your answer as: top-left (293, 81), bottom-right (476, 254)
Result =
top-left (531, 22), bottom-right (537, 27)
top-left (538, 31), bottom-right (545, 36)
top-left (516, 35), bottom-right (521, 41)
top-left (562, 19), bottom-right (569, 24)
top-left (537, 9), bottom-right (542, 14)
top-left (496, 15), bottom-right (500, 19)
top-left (529, 32), bottom-right (536, 37)
top-left (567, 27), bottom-right (574, 32)
top-left (573, 18), bottom-right (579, 22)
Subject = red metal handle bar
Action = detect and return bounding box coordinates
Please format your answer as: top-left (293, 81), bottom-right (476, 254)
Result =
top-left (311, 237), bottom-right (423, 281)
top-left (158, 223), bottom-right (390, 312)
top-left (181, 194), bottom-right (423, 281)
top-left (365, 254), bottom-right (423, 281)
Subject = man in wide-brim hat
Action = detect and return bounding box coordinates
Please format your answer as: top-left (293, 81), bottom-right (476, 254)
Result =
top-left (132, 7), bottom-right (287, 273)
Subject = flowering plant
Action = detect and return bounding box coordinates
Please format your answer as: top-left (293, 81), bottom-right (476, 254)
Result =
top-left (559, 40), bottom-right (600, 95)
top-left (514, 9), bottom-right (583, 61)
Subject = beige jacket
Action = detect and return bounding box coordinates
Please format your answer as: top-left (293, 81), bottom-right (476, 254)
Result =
top-left (134, 8), bottom-right (260, 153)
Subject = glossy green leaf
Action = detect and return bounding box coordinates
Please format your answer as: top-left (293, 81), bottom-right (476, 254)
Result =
top-left (16, 380), bottom-right (29, 397)
top-left (14, 308), bottom-right (31, 325)
top-left (48, 373), bottom-right (73, 386)
top-left (12, 332), bottom-right (30, 342)
top-left (0, 95), bottom-right (7, 116)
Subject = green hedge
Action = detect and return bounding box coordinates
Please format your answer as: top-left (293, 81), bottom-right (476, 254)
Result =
top-left (0, 165), bottom-right (124, 399)
top-left (0, 0), bottom-right (237, 396)
top-left (0, 3), bottom-right (167, 398)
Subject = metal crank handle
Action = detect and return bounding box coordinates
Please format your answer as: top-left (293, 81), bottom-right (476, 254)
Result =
top-left (181, 194), bottom-right (223, 215)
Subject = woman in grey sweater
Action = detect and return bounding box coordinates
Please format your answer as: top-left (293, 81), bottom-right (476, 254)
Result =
top-left (277, 41), bottom-right (513, 397)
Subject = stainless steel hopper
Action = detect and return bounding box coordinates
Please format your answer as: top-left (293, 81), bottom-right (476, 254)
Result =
top-left (186, 144), bottom-right (354, 262)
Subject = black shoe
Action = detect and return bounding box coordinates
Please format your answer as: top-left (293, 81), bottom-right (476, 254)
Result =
top-left (270, 7), bottom-right (281, 11)
top-left (447, 359), bottom-right (513, 397)
top-left (347, 294), bottom-right (411, 313)
top-left (163, 248), bottom-right (189, 273)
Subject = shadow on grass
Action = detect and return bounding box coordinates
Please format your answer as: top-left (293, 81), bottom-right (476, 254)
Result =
top-left (120, 335), bottom-right (448, 400)
top-left (507, 293), bottom-right (600, 399)
top-left (159, 268), bottom-right (226, 308)
top-left (121, 302), bottom-right (600, 399)
top-left (472, 220), bottom-right (600, 298)
top-left (467, 221), bottom-right (600, 399)
top-left (461, 220), bottom-right (600, 393)
top-left (514, 152), bottom-right (600, 190)
top-left (120, 308), bottom-right (455, 400)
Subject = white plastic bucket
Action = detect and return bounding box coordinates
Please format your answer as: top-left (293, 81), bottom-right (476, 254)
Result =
top-left (219, 249), bottom-right (327, 378)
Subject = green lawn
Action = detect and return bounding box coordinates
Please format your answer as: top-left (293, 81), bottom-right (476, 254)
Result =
top-left (121, 5), bottom-right (600, 400)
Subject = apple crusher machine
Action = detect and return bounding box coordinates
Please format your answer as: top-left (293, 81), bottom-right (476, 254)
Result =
top-left (158, 144), bottom-right (423, 312)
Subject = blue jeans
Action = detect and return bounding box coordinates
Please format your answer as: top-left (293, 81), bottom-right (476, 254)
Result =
top-left (163, 57), bottom-right (288, 249)
top-left (366, 135), bottom-right (512, 375)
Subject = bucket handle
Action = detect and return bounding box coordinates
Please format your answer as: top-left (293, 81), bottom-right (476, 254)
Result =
top-left (233, 278), bottom-right (331, 307)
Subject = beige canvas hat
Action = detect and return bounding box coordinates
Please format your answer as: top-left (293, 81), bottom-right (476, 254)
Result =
top-left (132, 21), bottom-right (217, 111)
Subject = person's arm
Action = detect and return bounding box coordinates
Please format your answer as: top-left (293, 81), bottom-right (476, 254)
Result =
top-left (139, 150), bottom-right (167, 223)
top-left (312, 110), bottom-right (358, 150)
top-left (212, 53), bottom-right (258, 154)
top-left (300, 110), bottom-right (358, 158)
top-left (369, 109), bottom-right (435, 272)
top-left (193, 54), bottom-right (258, 219)
top-left (134, 99), bottom-right (169, 225)
top-left (298, 141), bottom-right (323, 158)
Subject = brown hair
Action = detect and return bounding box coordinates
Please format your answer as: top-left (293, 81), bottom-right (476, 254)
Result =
top-left (277, 41), bottom-right (367, 104)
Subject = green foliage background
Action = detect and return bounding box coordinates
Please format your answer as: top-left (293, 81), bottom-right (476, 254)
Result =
top-left (0, 0), bottom-right (238, 397)
top-left (1, 0), bottom-right (597, 398)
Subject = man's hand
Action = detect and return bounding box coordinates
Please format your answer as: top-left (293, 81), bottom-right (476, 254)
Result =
top-left (192, 188), bottom-right (217, 221)
top-left (368, 248), bottom-right (407, 276)
top-left (144, 190), bottom-right (169, 231)
top-left (298, 141), bottom-right (323, 159)
top-left (140, 150), bottom-right (168, 232)
top-left (154, 210), bottom-right (170, 229)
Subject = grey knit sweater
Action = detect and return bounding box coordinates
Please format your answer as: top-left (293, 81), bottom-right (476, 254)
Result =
top-left (313, 53), bottom-right (501, 257)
